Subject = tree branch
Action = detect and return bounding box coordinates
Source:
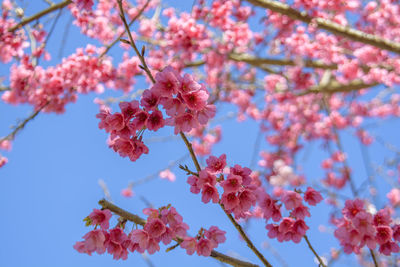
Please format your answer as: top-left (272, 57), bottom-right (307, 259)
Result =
top-left (244, 0), bottom-right (400, 55)
top-left (303, 235), bottom-right (326, 267)
top-left (98, 199), bottom-right (260, 267)
top-left (0, 101), bottom-right (49, 142)
top-left (229, 54), bottom-right (337, 70)
top-left (9, 0), bottom-right (72, 32)
top-left (297, 80), bottom-right (379, 96)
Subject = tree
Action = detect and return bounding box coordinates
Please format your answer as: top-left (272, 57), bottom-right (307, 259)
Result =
top-left (1, 0), bottom-right (400, 266)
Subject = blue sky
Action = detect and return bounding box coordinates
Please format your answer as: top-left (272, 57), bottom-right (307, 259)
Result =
top-left (1, 1), bottom-right (399, 267)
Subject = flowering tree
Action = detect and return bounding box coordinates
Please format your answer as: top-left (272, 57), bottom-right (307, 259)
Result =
top-left (1, 0), bottom-right (400, 266)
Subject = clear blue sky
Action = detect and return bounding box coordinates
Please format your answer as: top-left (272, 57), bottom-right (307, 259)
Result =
top-left (0, 1), bottom-right (399, 267)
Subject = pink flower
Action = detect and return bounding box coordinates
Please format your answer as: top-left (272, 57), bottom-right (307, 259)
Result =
top-left (204, 226), bottom-right (226, 246)
top-left (197, 104), bottom-right (216, 125)
top-left (343, 199), bottom-right (364, 219)
top-left (144, 218), bottom-right (166, 238)
top-left (281, 191), bottom-right (303, 210)
top-left (159, 169), bottom-right (176, 182)
top-left (182, 89), bottom-right (209, 111)
top-left (106, 228), bottom-right (128, 260)
top-left (119, 100), bottom-right (139, 120)
top-left (373, 208), bottom-right (392, 226)
top-left (179, 73), bottom-right (201, 93)
top-left (375, 226), bottom-right (392, 245)
top-left (379, 241), bottom-right (400, 256)
top-left (130, 229), bottom-right (150, 249)
top-left (201, 183), bottom-right (219, 203)
top-left (180, 237), bottom-right (197, 255)
top-left (0, 156), bottom-right (8, 168)
top-left (197, 170), bottom-right (217, 188)
top-left (140, 89), bottom-right (160, 111)
top-left (221, 174), bottom-right (242, 193)
top-left (221, 192), bottom-right (240, 210)
top-left (196, 238), bottom-right (213, 256)
top-left (88, 209), bottom-right (112, 230)
top-left (153, 66), bottom-right (180, 97)
top-left (187, 175), bottom-right (201, 194)
top-left (387, 188), bottom-right (400, 207)
top-left (0, 139), bottom-right (11, 151)
top-left (303, 187), bottom-right (323, 206)
top-left (105, 113), bottom-right (125, 132)
top-left (121, 187), bottom-right (134, 198)
top-left (131, 111), bottom-right (148, 131)
top-left (82, 230), bottom-right (107, 254)
top-left (291, 205), bottom-right (310, 220)
top-left (146, 110), bottom-right (165, 131)
top-left (168, 112), bottom-right (199, 134)
top-left (72, 0), bottom-right (94, 10)
top-left (146, 238), bottom-right (161, 254)
top-left (206, 154), bottom-right (226, 174)
top-left (392, 225), bottom-right (400, 242)
top-left (292, 219), bottom-right (309, 236)
top-left (238, 189), bottom-right (257, 211)
top-left (352, 211), bottom-right (375, 236)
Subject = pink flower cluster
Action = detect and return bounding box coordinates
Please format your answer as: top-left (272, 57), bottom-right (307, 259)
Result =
top-left (190, 125), bottom-right (222, 156)
top-left (124, 206), bottom-right (190, 255)
top-left (0, 139), bottom-right (11, 168)
top-left (263, 187), bottom-right (323, 243)
top-left (334, 199), bottom-right (400, 255)
top-left (187, 154), bottom-right (258, 219)
top-left (3, 45), bottom-right (114, 113)
top-left (96, 66), bottom-right (215, 162)
top-left (180, 226), bottom-right (226, 256)
top-left (0, 3), bottom-right (28, 63)
top-left (75, 205), bottom-right (226, 259)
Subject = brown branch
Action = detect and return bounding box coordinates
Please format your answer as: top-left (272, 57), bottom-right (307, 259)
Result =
top-left (98, 199), bottom-right (146, 226)
top-left (229, 54), bottom-right (337, 70)
top-left (369, 249), bottom-right (379, 267)
top-left (98, 199), bottom-right (260, 267)
top-left (297, 80), bottom-right (379, 96)
top-left (244, 0), bottom-right (400, 55)
top-left (117, 0), bottom-right (156, 83)
top-left (0, 101), bottom-right (49, 142)
top-left (179, 132), bottom-right (202, 173)
top-left (303, 235), bottom-right (327, 267)
top-left (221, 205), bottom-right (273, 267)
top-left (9, 0), bottom-right (72, 32)
top-left (116, 3), bottom-right (271, 265)
top-left (99, 0), bottom-right (151, 58)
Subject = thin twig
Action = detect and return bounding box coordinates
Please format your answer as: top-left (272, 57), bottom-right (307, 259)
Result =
top-left (116, 0), bottom-right (155, 83)
top-left (9, 0), bottom-right (72, 32)
top-left (179, 132), bottom-right (202, 172)
top-left (1, 102), bottom-right (49, 142)
top-left (303, 235), bottom-right (327, 267)
top-left (221, 205), bottom-right (272, 267)
top-left (369, 249), bottom-right (379, 267)
top-left (99, 0), bottom-right (151, 58)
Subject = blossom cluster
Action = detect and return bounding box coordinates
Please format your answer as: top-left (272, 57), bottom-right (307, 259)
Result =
top-left (0, 1), bottom-right (28, 63)
top-left (187, 154), bottom-right (259, 219)
top-left (96, 66), bottom-right (215, 162)
top-left (185, 154), bottom-right (324, 244)
top-left (74, 205), bottom-right (226, 259)
top-left (262, 187), bottom-right (323, 243)
top-left (334, 199), bottom-right (400, 255)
